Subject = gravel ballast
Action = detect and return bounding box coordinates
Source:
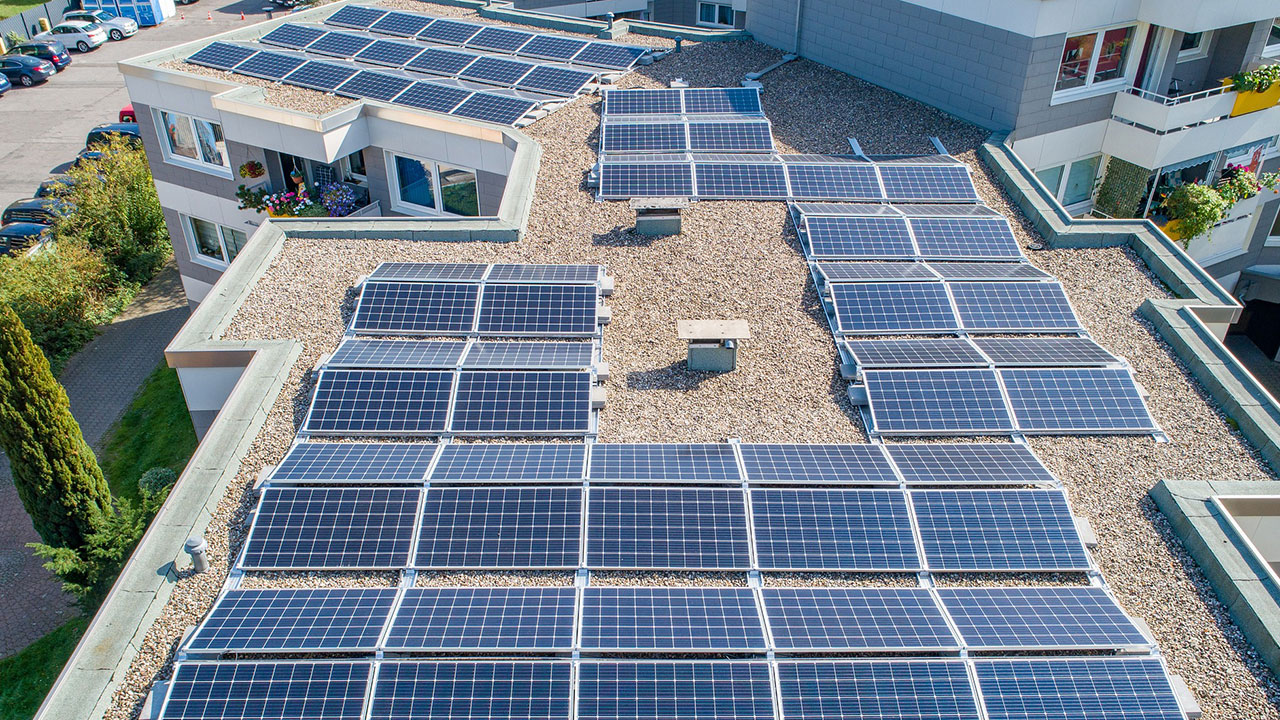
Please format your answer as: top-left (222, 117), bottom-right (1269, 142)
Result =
top-left (101, 7), bottom-right (1280, 720)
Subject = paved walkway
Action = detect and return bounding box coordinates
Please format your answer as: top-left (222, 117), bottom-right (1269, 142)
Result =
top-left (0, 261), bottom-right (188, 657)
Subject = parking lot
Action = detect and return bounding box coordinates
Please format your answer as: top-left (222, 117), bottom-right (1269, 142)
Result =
top-left (0, 0), bottom-right (271, 209)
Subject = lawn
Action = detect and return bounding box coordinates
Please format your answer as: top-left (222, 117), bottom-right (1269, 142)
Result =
top-left (0, 616), bottom-right (87, 720)
top-left (0, 0), bottom-right (47, 22)
top-left (101, 362), bottom-right (198, 502)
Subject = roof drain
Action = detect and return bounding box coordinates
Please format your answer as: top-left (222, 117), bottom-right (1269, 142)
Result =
top-left (743, 54), bottom-right (798, 84)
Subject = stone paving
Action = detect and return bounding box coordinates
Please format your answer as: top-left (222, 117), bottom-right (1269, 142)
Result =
top-left (0, 261), bottom-right (188, 657)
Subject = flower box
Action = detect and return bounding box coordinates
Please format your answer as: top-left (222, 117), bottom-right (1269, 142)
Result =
top-left (1231, 82), bottom-right (1280, 116)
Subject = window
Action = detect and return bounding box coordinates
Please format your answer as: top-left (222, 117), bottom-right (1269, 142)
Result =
top-left (156, 109), bottom-right (230, 174)
top-left (1270, 210), bottom-right (1280, 239)
top-left (185, 216), bottom-right (247, 268)
top-left (1266, 19), bottom-right (1280, 57)
top-left (697, 2), bottom-right (733, 27)
top-left (439, 165), bottom-right (479, 216)
top-left (387, 152), bottom-right (481, 217)
top-left (1055, 25), bottom-right (1137, 94)
top-left (1177, 31), bottom-right (1211, 61)
top-left (1035, 155), bottom-right (1101, 208)
top-left (394, 155), bottom-right (436, 211)
top-left (342, 150), bottom-right (367, 183)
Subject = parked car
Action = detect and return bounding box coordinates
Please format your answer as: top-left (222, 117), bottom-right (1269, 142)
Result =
top-left (7, 39), bottom-right (72, 71)
top-left (0, 55), bottom-right (55, 87)
top-left (2, 197), bottom-right (72, 225)
top-left (0, 222), bottom-right (51, 255)
top-left (69, 148), bottom-right (106, 172)
top-left (0, 74), bottom-right (9, 97)
top-left (62, 9), bottom-right (137, 41)
top-left (35, 21), bottom-right (107, 53)
top-left (119, 103), bottom-right (135, 122)
top-left (86, 122), bottom-right (142, 149)
top-left (35, 174), bottom-right (77, 198)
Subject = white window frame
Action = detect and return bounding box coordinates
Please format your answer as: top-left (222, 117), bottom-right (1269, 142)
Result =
top-left (182, 214), bottom-right (247, 270)
top-left (1177, 30), bottom-right (1212, 61)
top-left (385, 151), bottom-right (480, 217)
top-left (1051, 23), bottom-right (1147, 104)
top-left (696, 1), bottom-right (734, 28)
top-left (1035, 154), bottom-right (1103, 211)
top-left (1264, 19), bottom-right (1280, 58)
top-left (152, 108), bottom-right (232, 178)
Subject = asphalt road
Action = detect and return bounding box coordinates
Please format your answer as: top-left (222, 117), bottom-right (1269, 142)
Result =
top-left (0, 0), bottom-right (273, 210)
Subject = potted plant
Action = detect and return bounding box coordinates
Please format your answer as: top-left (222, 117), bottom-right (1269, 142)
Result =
top-left (237, 160), bottom-right (265, 179)
top-left (1160, 183), bottom-right (1228, 244)
top-left (319, 182), bottom-right (358, 217)
top-left (1229, 65), bottom-right (1280, 116)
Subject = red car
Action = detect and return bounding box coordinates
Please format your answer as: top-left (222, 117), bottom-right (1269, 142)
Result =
top-left (119, 103), bottom-right (135, 122)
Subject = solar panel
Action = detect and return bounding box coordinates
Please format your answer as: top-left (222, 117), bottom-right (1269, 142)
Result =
top-left (844, 338), bottom-right (988, 368)
top-left (415, 486), bottom-right (582, 568)
top-left (476, 284), bottom-right (597, 335)
top-left (951, 281), bottom-right (1081, 332)
top-left (929, 262), bottom-right (1046, 280)
top-left (588, 444), bottom-right (741, 483)
top-left (804, 216), bottom-right (914, 259)
top-left (684, 87), bottom-right (762, 114)
top-left (1000, 368), bottom-right (1157, 433)
top-left (370, 262), bottom-right (489, 282)
top-left (574, 42), bottom-right (646, 70)
top-left (187, 589), bottom-right (396, 652)
top-left (352, 281), bottom-right (479, 335)
top-left (751, 488), bottom-right (919, 571)
top-left (271, 441), bottom-right (437, 484)
top-left (393, 82), bottom-right (473, 113)
top-left (884, 444), bottom-right (1056, 485)
top-left (416, 18), bottom-right (484, 45)
top-left (467, 26), bottom-right (534, 53)
top-left (695, 162), bottom-right (788, 198)
top-left (429, 443), bottom-right (586, 483)
top-left (776, 661), bottom-right (979, 720)
top-left (604, 88), bottom-right (681, 115)
top-left (369, 662), bottom-right (572, 720)
top-left (459, 56), bottom-right (535, 86)
top-left (580, 588), bottom-right (766, 651)
top-left (337, 70), bottom-right (414, 101)
top-left (160, 662), bottom-right (371, 720)
top-left (863, 369), bottom-right (1015, 435)
top-left (829, 283), bottom-right (958, 334)
top-left (938, 587), bottom-right (1148, 650)
top-left (737, 444), bottom-right (899, 484)
top-left (602, 123), bottom-right (687, 153)
top-left (452, 92), bottom-right (537, 125)
top-left (878, 165), bottom-right (978, 202)
top-left (357, 39), bottom-right (427, 67)
top-left (450, 370), bottom-right (591, 434)
top-left (911, 489), bottom-right (1090, 571)
top-left (908, 218), bottom-right (1023, 259)
top-left (461, 341), bottom-right (594, 369)
top-left (385, 587), bottom-right (576, 651)
top-left (328, 339), bottom-right (467, 369)
top-left (260, 23), bottom-right (324, 49)
top-left (241, 487), bottom-right (419, 569)
top-left (285, 61), bottom-right (360, 92)
top-left (303, 369), bottom-right (452, 435)
top-left (405, 47), bottom-right (479, 76)
top-left (518, 34), bottom-right (589, 61)
top-left (325, 5), bottom-right (387, 29)
top-left (234, 51), bottom-right (306, 80)
top-left (763, 589), bottom-right (958, 651)
top-left (687, 122), bottom-right (774, 152)
top-left (973, 658), bottom-right (1183, 720)
top-left (972, 337), bottom-right (1118, 366)
top-left (599, 162), bottom-right (695, 197)
top-left (579, 662), bottom-right (773, 720)
top-left (369, 11), bottom-right (434, 37)
top-left (188, 42), bottom-right (257, 71)
top-left (817, 262), bottom-right (937, 282)
top-left (787, 164), bottom-right (883, 201)
top-left (307, 31), bottom-right (374, 58)
top-left (516, 65), bottom-right (594, 96)
top-left (586, 487), bottom-right (750, 569)
top-left (486, 264), bottom-right (600, 284)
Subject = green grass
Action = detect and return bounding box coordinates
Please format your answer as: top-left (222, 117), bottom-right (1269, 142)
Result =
top-left (100, 363), bottom-right (198, 503)
top-left (0, 616), bottom-right (87, 720)
top-left (0, 0), bottom-right (47, 21)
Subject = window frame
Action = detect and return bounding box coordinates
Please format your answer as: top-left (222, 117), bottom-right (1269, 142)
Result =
top-left (1264, 19), bottom-right (1280, 58)
top-left (696, 1), bottom-right (734, 28)
top-left (153, 108), bottom-right (232, 178)
top-left (385, 151), bottom-right (481, 217)
top-left (183, 215), bottom-right (248, 270)
top-left (1177, 30), bottom-right (1212, 61)
top-left (1051, 23), bottom-right (1145, 104)
top-left (1034, 154), bottom-right (1103, 211)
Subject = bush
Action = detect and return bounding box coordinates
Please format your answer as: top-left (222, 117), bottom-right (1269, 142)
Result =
top-left (137, 467), bottom-right (177, 497)
top-left (1162, 183), bottom-right (1230, 243)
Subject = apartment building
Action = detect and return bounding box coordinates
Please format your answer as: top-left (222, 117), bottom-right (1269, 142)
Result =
top-left (511, 0), bottom-right (746, 29)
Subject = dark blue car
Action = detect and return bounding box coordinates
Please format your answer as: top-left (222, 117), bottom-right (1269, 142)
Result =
top-left (8, 40), bottom-right (71, 72)
top-left (0, 74), bottom-right (9, 96)
top-left (0, 54), bottom-right (55, 87)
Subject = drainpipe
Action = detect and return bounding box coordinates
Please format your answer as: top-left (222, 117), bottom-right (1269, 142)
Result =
top-left (792, 0), bottom-right (804, 55)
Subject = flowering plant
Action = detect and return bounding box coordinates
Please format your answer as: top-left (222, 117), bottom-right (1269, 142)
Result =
top-left (237, 160), bottom-right (265, 179)
top-left (320, 182), bottom-right (359, 217)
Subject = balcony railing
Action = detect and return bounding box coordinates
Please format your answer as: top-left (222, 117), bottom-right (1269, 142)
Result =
top-left (1123, 83), bottom-right (1234, 106)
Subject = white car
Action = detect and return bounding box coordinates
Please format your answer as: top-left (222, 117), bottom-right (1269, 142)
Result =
top-left (63, 10), bottom-right (138, 41)
top-left (35, 21), bottom-right (108, 53)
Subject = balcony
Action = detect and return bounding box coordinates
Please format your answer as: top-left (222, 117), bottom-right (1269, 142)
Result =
top-left (1137, 0), bottom-right (1279, 34)
top-left (238, 180), bottom-right (378, 219)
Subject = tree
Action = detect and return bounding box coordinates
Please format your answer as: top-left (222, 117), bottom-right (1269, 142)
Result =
top-left (0, 305), bottom-right (110, 551)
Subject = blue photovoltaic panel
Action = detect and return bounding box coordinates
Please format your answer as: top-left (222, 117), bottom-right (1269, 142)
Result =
top-left (307, 31), bottom-right (374, 58)
top-left (1000, 368), bottom-right (1158, 433)
top-left (325, 5), bottom-right (387, 29)
top-left (579, 663), bottom-right (773, 720)
top-left (452, 92), bottom-right (537, 125)
top-left (805, 216), bottom-right (914, 259)
top-left (285, 61), bottom-right (360, 91)
top-left (370, 662), bottom-right (572, 720)
top-left (234, 51), bottom-right (306, 80)
top-left (817, 261), bottom-right (937, 282)
top-left (406, 47), bottom-right (480, 76)
top-left (586, 487), bottom-right (750, 570)
top-left (971, 337), bottom-right (1117, 367)
top-left (393, 82), bottom-right (473, 113)
top-left (328, 339), bottom-right (467, 369)
top-left (751, 488), bottom-right (919, 571)
top-left (863, 369), bottom-right (1015, 435)
top-left (188, 42), bottom-right (258, 70)
top-left (450, 371), bottom-right (591, 435)
top-left (911, 489), bottom-right (1090, 571)
top-left (764, 589), bottom-right (958, 651)
top-left (459, 56), bottom-right (535, 86)
top-left (271, 442), bottom-right (437, 484)
top-left (303, 369), bottom-right (452, 435)
top-left (370, 262), bottom-right (489, 282)
top-left (929, 262), bottom-right (1048, 280)
top-left (844, 338), bottom-right (988, 368)
top-left (187, 589), bottom-right (396, 652)
top-left (461, 341), bottom-right (594, 369)
top-left (879, 165), bottom-right (979, 202)
top-left (574, 42), bottom-right (646, 69)
top-left (777, 661), bottom-right (979, 720)
top-left (973, 658), bottom-right (1183, 720)
top-left (588, 444), bottom-right (741, 483)
top-left (487, 264), bottom-right (600, 284)
top-left (687, 122), bottom-right (774, 152)
top-left (581, 588), bottom-right (766, 652)
top-left (737, 444), bottom-right (899, 485)
top-left (415, 486), bottom-right (582, 568)
top-left (951, 281), bottom-right (1082, 332)
top-left (337, 70), bottom-right (414, 101)
top-left (352, 281), bottom-right (479, 335)
top-left (429, 443), bottom-right (586, 482)
top-left (467, 26), bottom-right (534, 53)
top-left (787, 164), bottom-right (883, 201)
top-left (684, 87), bottom-right (762, 114)
top-left (604, 88), bottom-right (681, 115)
top-left (602, 123), bottom-right (687, 153)
top-left (516, 66), bottom-right (594, 96)
top-left (599, 162), bottom-right (694, 197)
top-left (884, 444), bottom-right (1056, 485)
top-left (938, 587), bottom-right (1148, 650)
top-left (519, 34), bottom-right (589, 61)
top-left (357, 39), bottom-right (427, 66)
top-left (385, 588), bottom-right (576, 651)
top-left (417, 18), bottom-right (484, 44)
top-left (476, 284), bottom-right (597, 335)
top-left (695, 163), bottom-right (788, 198)
top-left (369, 11), bottom-right (434, 37)
top-left (160, 662), bottom-right (371, 720)
top-left (908, 218), bottom-right (1023, 259)
top-left (260, 23), bottom-right (325, 49)
top-left (830, 283), bottom-right (958, 334)
top-left (241, 487), bottom-right (420, 569)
